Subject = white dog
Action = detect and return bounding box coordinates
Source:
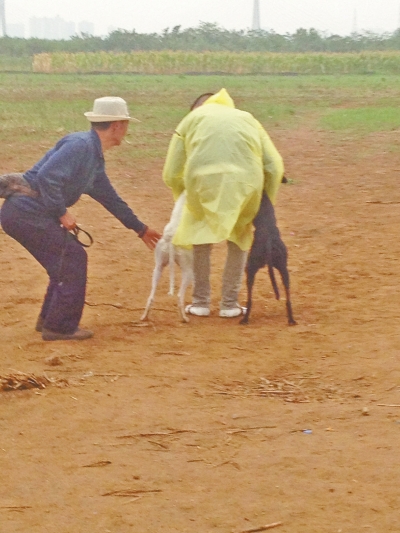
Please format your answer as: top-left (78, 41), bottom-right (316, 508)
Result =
top-left (141, 192), bottom-right (193, 322)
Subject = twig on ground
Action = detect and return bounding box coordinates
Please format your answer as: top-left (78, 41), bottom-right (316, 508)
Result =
top-left (146, 308), bottom-right (178, 313)
top-left (291, 375), bottom-right (320, 379)
top-left (213, 460), bottom-right (241, 470)
top-left (94, 442), bottom-right (135, 447)
top-left (155, 351), bottom-right (191, 356)
top-left (0, 371), bottom-right (67, 391)
top-left (102, 489), bottom-right (162, 497)
top-left (226, 425), bottom-right (277, 434)
top-left (366, 200), bottom-right (400, 204)
top-left (85, 301), bottom-right (124, 308)
top-left (94, 373), bottom-right (131, 378)
top-left (122, 496), bottom-right (143, 504)
top-left (117, 430), bottom-right (197, 439)
top-left (0, 506), bottom-right (32, 511)
top-left (85, 300), bottom-right (176, 313)
top-left (82, 460), bottom-right (112, 467)
top-left (237, 521), bottom-right (283, 533)
top-left (213, 391), bottom-right (238, 396)
top-left (147, 440), bottom-right (169, 449)
top-left (231, 346), bottom-right (257, 353)
top-left (377, 403), bottom-right (400, 407)
top-left (256, 391), bottom-right (291, 395)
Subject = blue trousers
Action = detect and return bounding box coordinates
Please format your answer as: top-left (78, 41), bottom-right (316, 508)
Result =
top-left (1, 200), bottom-right (87, 334)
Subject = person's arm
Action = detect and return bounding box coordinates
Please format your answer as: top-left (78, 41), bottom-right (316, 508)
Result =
top-left (258, 124), bottom-right (284, 205)
top-left (87, 171), bottom-right (160, 249)
top-left (162, 132), bottom-right (186, 200)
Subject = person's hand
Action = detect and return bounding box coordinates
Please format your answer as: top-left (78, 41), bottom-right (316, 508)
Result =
top-left (141, 227), bottom-right (161, 250)
top-left (59, 210), bottom-right (77, 230)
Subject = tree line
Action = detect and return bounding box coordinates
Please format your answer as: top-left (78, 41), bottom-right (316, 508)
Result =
top-left (2, 23), bottom-right (400, 57)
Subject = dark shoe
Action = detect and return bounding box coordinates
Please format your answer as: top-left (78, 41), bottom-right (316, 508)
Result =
top-left (35, 316), bottom-right (44, 332)
top-left (42, 327), bottom-right (94, 341)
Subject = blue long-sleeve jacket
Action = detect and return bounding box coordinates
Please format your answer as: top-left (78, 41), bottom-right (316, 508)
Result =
top-left (8, 129), bottom-right (146, 234)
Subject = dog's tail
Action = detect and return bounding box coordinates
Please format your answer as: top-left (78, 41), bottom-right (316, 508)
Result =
top-left (168, 244), bottom-right (175, 295)
top-left (268, 265), bottom-right (280, 300)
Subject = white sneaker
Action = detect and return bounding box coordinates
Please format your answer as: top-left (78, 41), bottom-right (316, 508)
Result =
top-left (185, 305), bottom-right (210, 317)
top-left (219, 306), bottom-right (247, 318)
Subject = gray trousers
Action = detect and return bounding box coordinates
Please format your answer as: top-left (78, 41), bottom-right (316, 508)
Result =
top-left (192, 241), bottom-right (248, 310)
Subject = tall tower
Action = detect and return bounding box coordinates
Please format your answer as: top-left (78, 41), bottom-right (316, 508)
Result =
top-left (252, 0), bottom-right (261, 31)
top-left (0, 0), bottom-right (6, 37)
top-left (352, 8), bottom-right (358, 34)
top-left (398, 3), bottom-right (400, 29)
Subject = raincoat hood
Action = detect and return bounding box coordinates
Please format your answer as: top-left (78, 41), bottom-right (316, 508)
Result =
top-left (203, 88), bottom-right (235, 108)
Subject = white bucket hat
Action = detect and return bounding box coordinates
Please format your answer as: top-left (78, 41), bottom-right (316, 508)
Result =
top-left (84, 96), bottom-right (140, 123)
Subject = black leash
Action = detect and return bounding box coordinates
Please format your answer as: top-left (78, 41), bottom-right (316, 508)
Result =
top-left (56, 225), bottom-right (94, 286)
top-left (70, 225), bottom-right (94, 248)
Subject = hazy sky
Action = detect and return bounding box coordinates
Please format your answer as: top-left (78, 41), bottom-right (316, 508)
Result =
top-left (5, 0), bottom-right (400, 37)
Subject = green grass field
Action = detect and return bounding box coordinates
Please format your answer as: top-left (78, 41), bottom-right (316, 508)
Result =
top-left (31, 51), bottom-right (400, 76)
top-left (1, 73), bottom-right (400, 166)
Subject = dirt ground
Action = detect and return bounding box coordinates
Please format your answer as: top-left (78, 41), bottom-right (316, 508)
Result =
top-left (1, 121), bottom-right (400, 533)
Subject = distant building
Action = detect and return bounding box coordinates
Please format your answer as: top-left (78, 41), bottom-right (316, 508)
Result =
top-left (0, 0), bottom-right (6, 37)
top-left (252, 0), bottom-right (261, 31)
top-left (29, 16), bottom-right (76, 40)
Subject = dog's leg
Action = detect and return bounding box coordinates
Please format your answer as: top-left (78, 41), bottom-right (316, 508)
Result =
top-left (285, 292), bottom-right (297, 326)
top-left (141, 244), bottom-right (166, 321)
top-left (240, 267), bottom-right (257, 325)
top-left (273, 239), bottom-right (297, 325)
top-left (178, 270), bottom-right (192, 323)
top-left (141, 265), bottom-right (163, 320)
top-left (268, 265), bottom-right (280, 300)
top-left (168, 244), bottom-right (175, 296)
top-left (282, 278), bottom-right (296, 326)
top-left (277, 265), bottom-right (297, 326)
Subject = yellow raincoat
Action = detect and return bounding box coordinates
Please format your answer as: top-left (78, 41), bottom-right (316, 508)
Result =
top-left (162, 88), bottom-right (284, 251)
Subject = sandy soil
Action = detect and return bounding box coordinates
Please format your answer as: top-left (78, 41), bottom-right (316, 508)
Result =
top-left (1, 122), bottom-right (400, 533)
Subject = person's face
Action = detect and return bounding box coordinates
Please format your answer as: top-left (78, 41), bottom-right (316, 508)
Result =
top-left (112, 120), bottom-right (129, 146)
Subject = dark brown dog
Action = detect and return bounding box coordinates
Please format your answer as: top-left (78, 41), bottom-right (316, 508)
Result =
top-left (240, 192), bottom-right (296, 325)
